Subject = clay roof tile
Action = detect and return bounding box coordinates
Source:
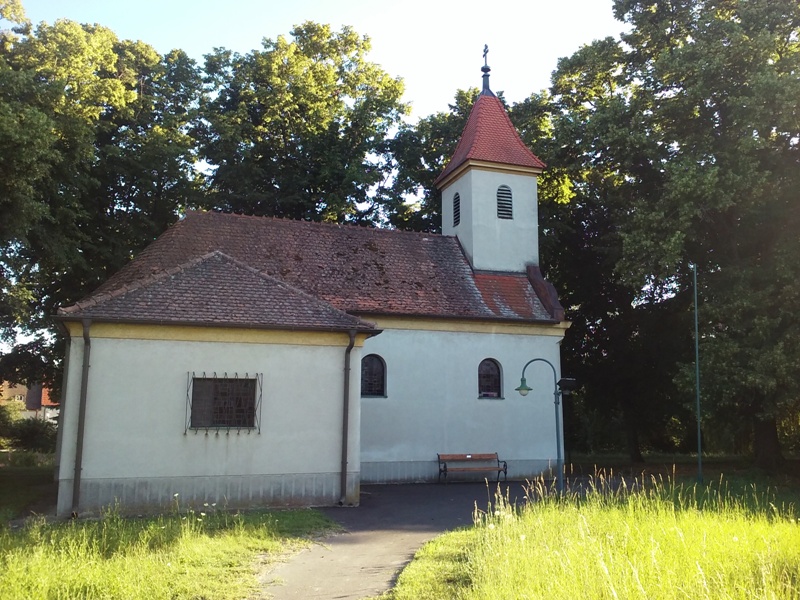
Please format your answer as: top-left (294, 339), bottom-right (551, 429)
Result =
top-left (434, 94), bottom-right (545, 187)
top-left (59, 212), bottom-right (560, 326)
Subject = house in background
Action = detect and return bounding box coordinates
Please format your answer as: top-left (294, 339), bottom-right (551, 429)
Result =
top-left (0, 381), bottom-right (27, 403)
top-left (54, 63), bottom-right (570, 516)
top-left (24, 384), bottom-right (60, 422)
top-left (0, 381), bottom-right (59, 422)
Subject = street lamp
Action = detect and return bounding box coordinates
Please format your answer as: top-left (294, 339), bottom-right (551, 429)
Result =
top-left (515, 358), bottom-right (575, 492)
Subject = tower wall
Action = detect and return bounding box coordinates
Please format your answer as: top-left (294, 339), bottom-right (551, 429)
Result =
top-left (441, 167), bottom-right (539, 272)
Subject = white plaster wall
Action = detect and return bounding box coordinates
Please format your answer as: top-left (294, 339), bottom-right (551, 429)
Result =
top-left (57, 333), bottom-right (361, 515)
top-left (360, 327), bottom-right (563, 482)
top-left (441, 169), bottom-right (539, 272)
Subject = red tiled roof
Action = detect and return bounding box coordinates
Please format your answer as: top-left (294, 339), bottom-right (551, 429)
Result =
top-left (434, 93), bottom-right (546, 187)
top-left (59, 211), bottom-right (558, 325)
top-left (473, 273), bottom-right (547, 321)
top-left (41, 388), bottom-right (58, 407)
top-left (58, 251), bottom-right (375, 332)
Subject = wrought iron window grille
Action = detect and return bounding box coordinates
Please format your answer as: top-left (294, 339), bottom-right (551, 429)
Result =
top-left (361, 354), bottom-right (387, 397)
top-left (478, 359), bottom-right (503, 399)
top-left (185, 372), bottom-right (263, 435)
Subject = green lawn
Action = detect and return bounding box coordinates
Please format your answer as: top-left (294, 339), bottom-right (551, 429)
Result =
top-left (0, 455), bottom-right (338, 600)
top-left (383, 474), bottom-right (800, 600)
top-left (0, 452), bottom-right (56, 523)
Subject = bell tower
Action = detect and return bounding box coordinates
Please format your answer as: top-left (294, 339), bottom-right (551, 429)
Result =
top-left (435, 48), bottom-right (546, 273)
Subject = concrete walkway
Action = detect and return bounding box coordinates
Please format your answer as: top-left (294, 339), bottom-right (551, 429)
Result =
top-left (263, 482), bottom-right (528, 600)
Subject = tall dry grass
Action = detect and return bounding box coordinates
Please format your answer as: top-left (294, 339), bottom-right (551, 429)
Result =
top-left (388, 473), bottom-right (800, 600)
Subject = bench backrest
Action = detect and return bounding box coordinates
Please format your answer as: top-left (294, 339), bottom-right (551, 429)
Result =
top-left (438, 453), bottom-right (498, 462)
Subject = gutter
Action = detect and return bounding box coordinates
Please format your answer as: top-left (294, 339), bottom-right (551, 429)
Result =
top-left (339, 329), bottom-right (357, 505)
top-left (72, 319), bottom-right (92, 516)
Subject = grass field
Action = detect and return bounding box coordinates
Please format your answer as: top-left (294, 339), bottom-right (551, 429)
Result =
top-left (0, 453), bottom-right (337, 600)
top-left (4, 454), bottom-right (800, 599)
top-left (384, 473), bottom-right (800, 600)
top-left (0, 501), bottom-right (337, 600)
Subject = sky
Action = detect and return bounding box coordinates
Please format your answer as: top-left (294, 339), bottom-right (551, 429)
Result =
top-left (21, 0), bottom-right (627, 120)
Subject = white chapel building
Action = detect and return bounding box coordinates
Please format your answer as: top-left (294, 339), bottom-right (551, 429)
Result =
top-left (54, 63), bottom-right (570, 516)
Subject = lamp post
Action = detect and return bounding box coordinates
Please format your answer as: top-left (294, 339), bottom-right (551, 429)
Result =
top-left (692, 263), bottom-right (703, 484)
top-left (515, 358), bottom-right (575, 492)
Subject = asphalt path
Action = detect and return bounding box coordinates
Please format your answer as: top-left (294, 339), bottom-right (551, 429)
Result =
top-left (263, 481), bottom-right (529, 600)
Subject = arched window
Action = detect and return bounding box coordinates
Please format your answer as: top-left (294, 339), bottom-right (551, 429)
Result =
top-left (478, 359), bottom-right (502, 398)
top-left (453, 192), bottom-right (461, 227)
top-left (497, 185), bottom-right (513, 219)
top-left (361, 354), bottom-right (386, 397)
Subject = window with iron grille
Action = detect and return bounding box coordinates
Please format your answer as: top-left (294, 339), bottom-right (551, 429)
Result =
top-left (361, 354), bottom-right (386, 397)
top-left (186, 373), bottom-right (262, 432)
top-left (478, 359), bottom-right (502, 398)
top-left (497, 185), bottom-right (513, 219)
top-left (453, 193), bottom-right (461, 227)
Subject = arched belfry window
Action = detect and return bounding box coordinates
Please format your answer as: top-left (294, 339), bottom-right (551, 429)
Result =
top-left (453, 193), bottom-right (461, 227)
top-left (478, 359), bottom-right (502, 398)
top-left (361, 354), bottom-right (386, 397)
top-left (497, 185), bottom-right (513, 219)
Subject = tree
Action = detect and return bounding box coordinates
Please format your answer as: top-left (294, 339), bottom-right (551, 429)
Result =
top-left (0, 0), bottom-right (28, 27)
top-left (509, 42), bottom-right (695, 461)
top-left (385, 88), bottom-right (478, 232)
top-left (196, 22), bottom-right (406, 223)
top-left (0, 18), bottom-right (202, 387)
top-left (558, 0), bottom-right (800, 467)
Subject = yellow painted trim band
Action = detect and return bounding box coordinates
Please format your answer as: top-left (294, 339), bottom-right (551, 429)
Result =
top-left (63, 322), bottom-right (368, 347)
top-left (437, 159), bottom-right (543, 189)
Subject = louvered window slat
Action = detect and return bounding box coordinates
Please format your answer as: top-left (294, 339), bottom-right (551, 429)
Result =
top-left (453, 193), bottom-right (461, 227)
top-left (497, 185), bottom-right (513, 219)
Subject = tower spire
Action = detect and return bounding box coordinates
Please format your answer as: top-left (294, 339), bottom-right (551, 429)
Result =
top-left (481, 44), bottom-right (495, 96)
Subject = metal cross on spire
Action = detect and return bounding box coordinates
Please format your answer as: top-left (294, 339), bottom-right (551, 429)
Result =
top-left (481, 44), bottom-right (494, 96)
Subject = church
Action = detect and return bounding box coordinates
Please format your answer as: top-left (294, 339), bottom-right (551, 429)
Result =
top-left (53, 62), bottom-right (570, 516)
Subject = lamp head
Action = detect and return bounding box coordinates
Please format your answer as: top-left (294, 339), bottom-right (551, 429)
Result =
top-left (515, 377), bottom-right (532, 397)
top-left (557, 377), bottom-right (578, 396)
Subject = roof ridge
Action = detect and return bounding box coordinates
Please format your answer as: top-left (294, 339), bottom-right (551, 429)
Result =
top-left (184, 210), bottom-right (449, 239)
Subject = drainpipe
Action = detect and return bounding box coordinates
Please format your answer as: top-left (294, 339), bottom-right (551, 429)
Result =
top-left (72, 319), bottom-right (92, 516)
top-left (339, 330), bottom-right (357, 505)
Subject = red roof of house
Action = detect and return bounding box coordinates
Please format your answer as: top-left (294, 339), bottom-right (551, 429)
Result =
top-left (58, 211), bottom-right (559, 327)
top-left (41, 388), bottom-right (57, 407)
top-left (434, 92), bottom-right (546, 187)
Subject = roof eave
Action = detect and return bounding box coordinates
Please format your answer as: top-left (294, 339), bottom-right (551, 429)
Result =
top-left (434, 159), bottom-right (545, 190)
top-left (54, 314), bottom-right (380, 336)
top-left (351, 310), bottom-right (563, 327)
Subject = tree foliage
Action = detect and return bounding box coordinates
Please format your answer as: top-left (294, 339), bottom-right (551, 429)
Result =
top-left (386, 88), bottom-right (478, 232)
top-left (545, 0), bottom-right (800, 465)
top-left (196, 22), bottom-right (406, 223)
top-left (0, 18), bottom-right (201, 385)
top-left (3, 2), bottom-right (800, 465)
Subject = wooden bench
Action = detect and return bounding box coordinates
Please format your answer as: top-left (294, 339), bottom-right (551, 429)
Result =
top-left (437, 453), bottom-right (508, 483)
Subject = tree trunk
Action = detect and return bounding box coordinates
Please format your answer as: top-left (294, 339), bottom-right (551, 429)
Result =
top-left (753, 416), bottom-right (783, 472)
top-left (621, 396), bottom-right (644, 463)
